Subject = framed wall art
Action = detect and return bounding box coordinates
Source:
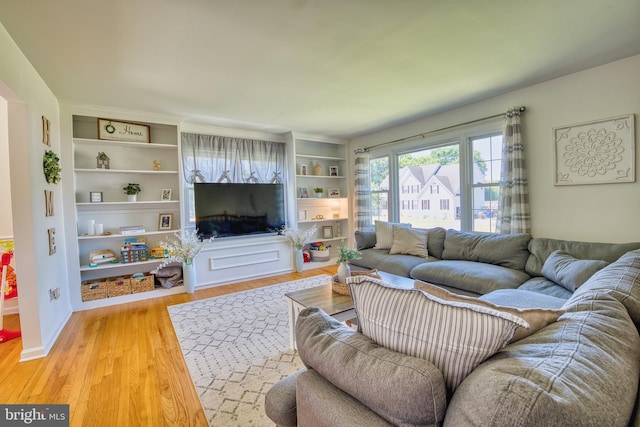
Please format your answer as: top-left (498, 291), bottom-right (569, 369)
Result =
top-left (161, 189), bottom-right (172, 201)
top-left (158, 213), bottom-right (173, 230)
top-left (328, 188), bottom-right (340, 198)
top-left (90, 191), bottom-right (103, 203)
top-left (554, 114), bottom-right (635, 186)
top-left (98, 118), bottom-right (150, 143)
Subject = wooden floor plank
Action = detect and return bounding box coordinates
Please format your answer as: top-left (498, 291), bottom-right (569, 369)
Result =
top-left (0, 267), bottom-right (335, 426)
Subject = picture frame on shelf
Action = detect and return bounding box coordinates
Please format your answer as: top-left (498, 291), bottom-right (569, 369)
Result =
top-left (328, 188), bottom-right (340, 198)
top-left (298, 209), bottom-right (307, 221)
top-left (300, 164), bottom-right (308, 176)
top-left (158, 213), bottom-right (173, 230)
top-left (299, 187), bottom-right (309, 198)
top-left (90, 191), bottom-right (103, 203)
top-left (329, 166), bottom-right (339, 176)
top-left (98, 118), bottom-right (150, 143)
top-left (322, 226), bottom-right (333, 239)
top-left (161, 188), bottom-right (172, 201)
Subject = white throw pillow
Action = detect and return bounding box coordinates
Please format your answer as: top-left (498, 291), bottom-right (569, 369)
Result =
top-left (348, 276), bottom-right (529, 393)
top-left (389, 226), bottom-right (429, 258)
top-left (373, 220), bottom-right (411, 250)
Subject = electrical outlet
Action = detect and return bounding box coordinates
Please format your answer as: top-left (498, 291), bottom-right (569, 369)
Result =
top-left (48, 228), bottom-right (56, 255)
top-left (49, 287), bottom-right (60, 301)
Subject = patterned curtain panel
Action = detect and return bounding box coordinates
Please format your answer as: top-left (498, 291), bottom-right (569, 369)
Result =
top-left (354, 154), bottom-right (374, 231)
top-left (496, 107), bottom-right (530, 234)
top-left (181, 133), bottom-right (285, 184)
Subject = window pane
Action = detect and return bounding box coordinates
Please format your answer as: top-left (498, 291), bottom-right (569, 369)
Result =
top-left (370, 156), bottom-right (389, 222)
top-left (397, 145), bottom-right (461, 230)
top-left (471, 133), bottom-right (502, 233)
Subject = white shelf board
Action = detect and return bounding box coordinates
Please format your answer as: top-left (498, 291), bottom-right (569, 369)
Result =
top-left (296, 175), bottom-right (345, 179)
top-left (79, 258), bottom-right (164, 272)
top-left (74, 168), bottom-right (178, 175)
top-left (298, 217), bottom-right (348, 223)
top-left (296, 154), bottom-right (345, 161)
top-left (76, 200), bottom-right (180, 208)
top-left (73, 137), bottom-right (177, 150)
top-left (78, 230), bottom-right (176, 240)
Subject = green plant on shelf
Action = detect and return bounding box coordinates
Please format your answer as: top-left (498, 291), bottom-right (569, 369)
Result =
top-left (313, 187), bottom-right (324, 194)
top-left (123, 183), bottom-right (141, 195)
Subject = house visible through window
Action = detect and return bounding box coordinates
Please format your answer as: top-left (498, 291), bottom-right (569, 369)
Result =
top-left (368, 128), bottom-right (504, 233)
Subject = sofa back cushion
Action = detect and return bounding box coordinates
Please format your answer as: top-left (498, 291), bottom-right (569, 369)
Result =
top-left (541, 250), bottom-right (609, 292)
top-left (296, 306), bottom-right (448, 427)
top-left (525, 237), bottom-right (640, 277)
top-left (348, 276), bottom-right (528, 393)
top-left (446, 295), bottom-right (640, 427)
top-left (441, 229), bottom-right (531, 271)
top-left (373, 220), bottom-right (411, 249)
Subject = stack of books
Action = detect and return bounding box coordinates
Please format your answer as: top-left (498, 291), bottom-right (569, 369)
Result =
top-left (121, 237), bottom-right (149, 263)
top-left (120, 225), bottom-right (146, 235)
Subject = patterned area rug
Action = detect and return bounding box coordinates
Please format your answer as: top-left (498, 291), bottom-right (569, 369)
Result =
top-left (167, 275), bottom-right (331, 426)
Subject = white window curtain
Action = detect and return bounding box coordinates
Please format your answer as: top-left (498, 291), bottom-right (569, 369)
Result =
top-left (354, 154), bottom-right (373, 231)
top-left (181, 133), bottom-right (285, 184)
top-left (496, 107), bottom-right (530, 234)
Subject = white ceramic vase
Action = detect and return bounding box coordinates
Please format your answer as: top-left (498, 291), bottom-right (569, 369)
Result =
top-left (182, 261), bottom-right (196, 293)
top-left (128, 194), bottom-right (137, 202)
top-left (294, 248), bottom-right (304, 273)
top-left (337, 262), bottom-right (351, 284)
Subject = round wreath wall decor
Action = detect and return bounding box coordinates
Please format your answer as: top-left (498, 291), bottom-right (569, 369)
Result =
top-left (43, 150), bottom-right (62, 184)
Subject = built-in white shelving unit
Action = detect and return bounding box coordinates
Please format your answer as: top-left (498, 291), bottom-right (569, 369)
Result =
top-left (289, 134), bottom-right (351, 270)
top-left (70, 114), bottom-right (183, 306)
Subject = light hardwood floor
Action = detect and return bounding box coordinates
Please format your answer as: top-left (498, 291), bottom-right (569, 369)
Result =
top-left (0, 267), bottom-right (336, 426)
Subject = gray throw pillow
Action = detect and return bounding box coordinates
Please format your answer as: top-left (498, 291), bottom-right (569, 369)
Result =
top-left (541, 250), bottom-right (609, 292)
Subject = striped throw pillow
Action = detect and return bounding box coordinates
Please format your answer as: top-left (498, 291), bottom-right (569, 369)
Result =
top-left (348, 276), bottom-right (529, 393)
top-left (373, 220), bottom-right (411, 250)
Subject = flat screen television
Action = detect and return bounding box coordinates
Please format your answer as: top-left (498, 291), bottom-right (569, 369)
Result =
top-left (194, 183), bottom-right (286, 239)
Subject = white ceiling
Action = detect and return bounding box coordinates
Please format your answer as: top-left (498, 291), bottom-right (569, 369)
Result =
top-left (1, 0), bottom-right (639, 138)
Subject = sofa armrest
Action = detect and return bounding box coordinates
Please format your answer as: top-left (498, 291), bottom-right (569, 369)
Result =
top-left (264, 368), bottom-right (305, 427)
top-left (296, 307), bottom-right (448, 426)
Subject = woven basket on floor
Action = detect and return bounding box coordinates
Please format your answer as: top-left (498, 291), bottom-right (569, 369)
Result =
top-left (332, 269), bottom-right (381, 295)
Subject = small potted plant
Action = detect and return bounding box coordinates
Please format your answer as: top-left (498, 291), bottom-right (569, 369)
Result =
top-left (336, 240), bottom-right (361, 284)
top-left (123, 183), bottom-right (141, 202)
top-left (313, 187), bottom-right (324, 198)
top-left (96, 152), bottom-right (110, 169)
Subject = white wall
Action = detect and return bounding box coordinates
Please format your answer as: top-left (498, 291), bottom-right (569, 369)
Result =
top-left (0, 23), bottom-right (72, 360)
top-left (352, 55), bottom-right (640, 243)
top-left (0, 96), bottom-right (13, 236)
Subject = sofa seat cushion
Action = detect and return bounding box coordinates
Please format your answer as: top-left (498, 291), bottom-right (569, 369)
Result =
top-left (410, 260), bottom-right (530, 295)
top-left (350, 249), bottom-right (433, 277)
top-left (348, 276), bottom-right (528, 393)
top-left (414, 282), bottom-right (565, 342)
top-left (445, 295), bottom-right (640, 427)
top-left (442, 229), bottom-right (531, 270)
top-left (296, 306), bottom-right (448, 426)
top-left (517, 277), bottom-right (573, 299)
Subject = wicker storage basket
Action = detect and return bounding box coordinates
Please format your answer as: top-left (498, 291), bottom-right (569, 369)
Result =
top-left (131, 274), bottom-right (155, 293)
top-left (332, 269), bottom-right (382, 295)
top-left (81, 280), bottom-right (108, 302)
top-left (106, 276), bottom-right (131, 297)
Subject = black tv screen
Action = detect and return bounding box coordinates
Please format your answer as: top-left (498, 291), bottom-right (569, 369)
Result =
top-left (194, 183), bottom-right (286, 239)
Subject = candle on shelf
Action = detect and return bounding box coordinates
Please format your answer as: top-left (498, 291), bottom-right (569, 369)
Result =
top-left (94, 223), bottom-right (104, 235)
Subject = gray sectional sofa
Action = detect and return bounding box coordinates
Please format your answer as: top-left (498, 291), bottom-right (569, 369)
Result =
top-left (352, 227), bottom-right (640, 299)
top-left (265, 227), bottom-right (640, 426)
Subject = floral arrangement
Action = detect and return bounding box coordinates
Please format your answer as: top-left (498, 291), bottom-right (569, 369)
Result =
top-left (336, 240), bottom-right (361, 263)
top-left (157, 229), bottom-right (210, 268)
top-left (281, 224), bottom-right (317, 250)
